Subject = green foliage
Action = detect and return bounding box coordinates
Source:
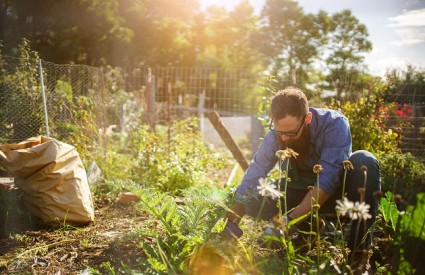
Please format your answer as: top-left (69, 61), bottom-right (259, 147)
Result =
top-left (2, 0), bottom-right (375, 89)
top-left (0, 39), bottom-right (44, 142)
top-left (130, 186), bottom-right (230, 274)
top-left (256, 75), bottom-right (279, 126)
top-left (379, 152), bottom-right (425, 202)
top-left (50, 93), bottom-right (98, 160)
top-left (99, 261), bottom-right (116, 275)
top-left (91, 117), bottom-right (232, 196)
top-left (257, 0), bottom-right (324, 89)
top-left (0, 0), bottom-right (132, 65)
top-left (392, 193), bottom-right (425, 273)
top-left (378, 192), bottom-right (399, 235)
top-left (329, 89), bottom-right (402, 155)
top-left (324, 10), bottom-right (372, 102)
top-left (95, 150), bottom-right (135, 183)
top-left (398, 193), bottom-right (425, 240)
top-left (383, 65), bottom-right (425, 104)
top-left (129, 118), bottom-right (231, 194)
top-left (0, 40), bottom-right (98, 162)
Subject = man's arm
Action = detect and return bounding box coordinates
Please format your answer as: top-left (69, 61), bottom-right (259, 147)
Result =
top-left (221, 132), bottom-right (280, 238)
top-left (230, 131), bottom-right (280, 223)
top-left (288, 187), bottom-right (330, 220)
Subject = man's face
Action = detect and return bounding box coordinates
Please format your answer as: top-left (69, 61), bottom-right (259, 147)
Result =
top-left (271, 115), bottom-right (307, 144)
top-left (271, 112), bottom-right (313, 155)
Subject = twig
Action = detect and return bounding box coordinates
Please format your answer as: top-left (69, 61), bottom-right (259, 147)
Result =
top-left (0, 238), bottom-right (79, 265)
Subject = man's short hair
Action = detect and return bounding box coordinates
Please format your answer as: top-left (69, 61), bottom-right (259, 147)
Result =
top-left (271, 86), bottom-right (309, 120)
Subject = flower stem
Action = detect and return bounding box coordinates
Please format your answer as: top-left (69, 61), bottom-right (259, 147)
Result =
top-left (342, 169), bottom-right (348, 200)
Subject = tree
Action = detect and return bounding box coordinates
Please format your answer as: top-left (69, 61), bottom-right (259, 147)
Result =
top-left (325, 10), bottom-right (372, 101)
top-left (0, 0), bottom-right (132, 65)
top-left (119, 0), bottom-right (201, 67)
top-left (257, 0), bottom-right (328, 93)
top-left (193, 1), bottom-right (265, 113)
top-left (384, 65), bottom-right (425, 104)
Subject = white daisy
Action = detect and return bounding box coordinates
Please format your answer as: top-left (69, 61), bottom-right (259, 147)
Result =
top-left (257, 178), bottom-right (283, 200)
top-left (336, 197), bottom-right (372, 220)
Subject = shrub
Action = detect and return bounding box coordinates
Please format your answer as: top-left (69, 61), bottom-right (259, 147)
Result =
top-left (128, 117), bottom-right (232, 194)
top-left (379, 152), bottom-right (425, 203)
top-left (329, 90), bottom-right (402, 155)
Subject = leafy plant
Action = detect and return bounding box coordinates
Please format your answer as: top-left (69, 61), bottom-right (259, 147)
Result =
top-left (392, 193), bottom-right (425, 273)
top-left (0, 39), bottom-right (44, 142)
top-left (378, 192), bottom-right (399, 236)
top-left (130, 186), bottom-right (230, 274)
top-left (129, 118), bottom-right (232, 194)
top-left (379, 152), bottom-right (425, 203)
top-left (329, 89), bottom-right (402, 155)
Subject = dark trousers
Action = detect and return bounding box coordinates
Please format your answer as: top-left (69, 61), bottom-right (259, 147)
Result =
top-left (243, 150), bottom-right (381, 251)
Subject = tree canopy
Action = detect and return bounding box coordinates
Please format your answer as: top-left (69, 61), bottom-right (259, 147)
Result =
top-left (0, 0), bottom-right (376, 96)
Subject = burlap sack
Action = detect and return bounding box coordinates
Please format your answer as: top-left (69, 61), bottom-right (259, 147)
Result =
top-left (0, 136), bottom-right (94, 225)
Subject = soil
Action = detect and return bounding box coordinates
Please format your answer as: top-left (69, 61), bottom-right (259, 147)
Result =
top-left (0, 200), bottom-right (149, 274)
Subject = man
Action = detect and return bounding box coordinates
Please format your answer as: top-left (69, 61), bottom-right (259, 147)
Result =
top-left (222, 87), bottom-right (381, 257)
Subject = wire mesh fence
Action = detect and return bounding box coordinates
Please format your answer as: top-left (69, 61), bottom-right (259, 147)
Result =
top-left (1, 54), bottom-right (424, 161)
top-left (0, 55), bottom-right (108, 145)
top-left (119, 66), bottom-right (264, 120)
top-left (40, 60), bottom-right (108, 139)
top-left (0, 55), bottom-right (44, 143)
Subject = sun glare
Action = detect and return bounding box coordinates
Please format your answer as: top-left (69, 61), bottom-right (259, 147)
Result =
top-left (200, 0), bottom-right (244, 10)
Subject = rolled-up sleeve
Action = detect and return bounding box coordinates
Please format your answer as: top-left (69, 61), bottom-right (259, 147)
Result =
top-left (235, 131), bottom-right (280, 197)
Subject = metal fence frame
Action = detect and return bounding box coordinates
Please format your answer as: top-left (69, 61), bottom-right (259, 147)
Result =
top-left (0, 55), bottom-right (424, 161)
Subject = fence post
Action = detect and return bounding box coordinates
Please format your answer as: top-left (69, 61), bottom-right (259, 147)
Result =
top-left (38, 59), bottom-right (50, 137)
top-left (146, 68), bottom-right (156, 132)
top-left (198, 90), bottom-right (206, 133)
top-left (251, 116), bottom-right (263, 155)
top-left (208, 111), bottom-right (249, 172)
top-left (167, 82), bottom-right (172, 154)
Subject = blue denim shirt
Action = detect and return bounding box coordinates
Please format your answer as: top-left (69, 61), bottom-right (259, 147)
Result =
top-left (236, 108), bottom-right (352, 197)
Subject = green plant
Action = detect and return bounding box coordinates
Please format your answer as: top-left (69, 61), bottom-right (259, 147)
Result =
top-left (0, 188), bottom-right (33, 237)
top-left (378, 192), bottom-right (399, 237)
top-left (99, 261), bottom-right (116, 275)
top-left (130, 118), bottom-right (231, 194)
top-left (0, 39), bottom-right (44, 142)
top-left (329, 90), bottom-right (402, 155)
top-left (130, 186), bottom-right (230, 274)
top-left (91, 179), bottom-right (127, 202)
top-left (379, 152), bottom-right (425, 203)
top-left (80, 238), bottom-right (90, 248)
top-left (256, 76), bottom-right (279, 120)
top-left (392, 193), bottom-right (425, 273)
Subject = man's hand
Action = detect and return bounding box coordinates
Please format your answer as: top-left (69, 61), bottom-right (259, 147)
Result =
top-left (220, 220), bottom-right (243, 240)
top-left (219, 203), bottom-right (246, 240)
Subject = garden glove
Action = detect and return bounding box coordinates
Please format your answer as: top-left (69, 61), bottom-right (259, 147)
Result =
top-left (220, 220), bottom-right (243, 240)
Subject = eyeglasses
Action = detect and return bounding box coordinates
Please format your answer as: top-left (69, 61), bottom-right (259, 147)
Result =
top-left (269, 115), bottom-right (306, 137)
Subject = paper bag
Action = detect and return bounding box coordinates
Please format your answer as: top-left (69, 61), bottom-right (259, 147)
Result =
top-left (0, 136), bottom-right (95, 225)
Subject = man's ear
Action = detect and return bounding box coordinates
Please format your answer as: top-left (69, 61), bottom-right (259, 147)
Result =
top-left (305, 112), bottom-right (313, 125)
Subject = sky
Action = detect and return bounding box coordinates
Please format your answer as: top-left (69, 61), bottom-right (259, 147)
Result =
top-left (199, 0), bottom-right (425, 76)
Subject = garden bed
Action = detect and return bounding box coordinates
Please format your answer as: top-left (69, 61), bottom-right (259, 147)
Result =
top-left (0, 201), bottom-right (148, 274)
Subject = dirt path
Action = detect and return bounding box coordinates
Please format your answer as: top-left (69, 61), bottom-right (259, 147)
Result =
top-left (0, 203), bottom-right (148, 274)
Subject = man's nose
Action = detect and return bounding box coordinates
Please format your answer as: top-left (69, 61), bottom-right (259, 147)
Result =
top-left (280, 135), bottom-right (290, 142)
